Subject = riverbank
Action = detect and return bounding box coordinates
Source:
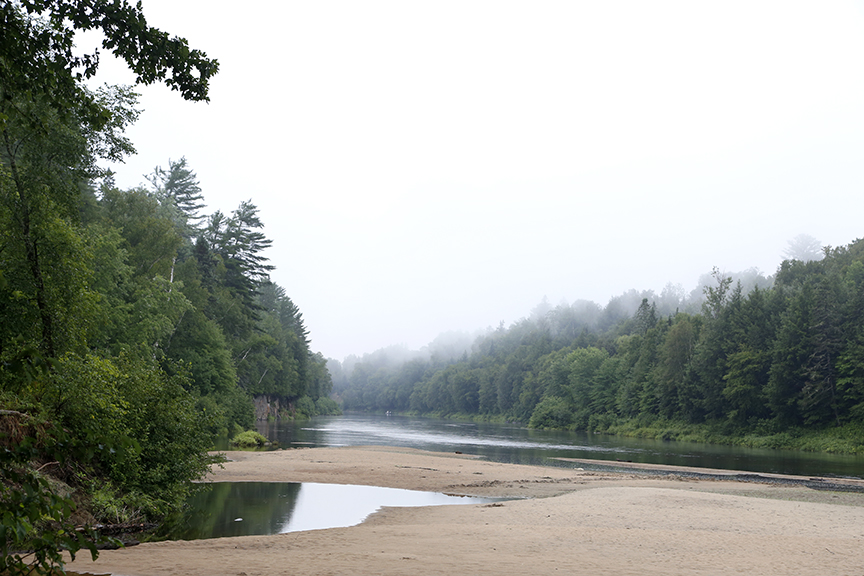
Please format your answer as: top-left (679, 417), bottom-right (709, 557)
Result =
top-left (69, 445), bottom-right (864, 575)
top-left (595, 417), bottom-right (864, 454)
top-left (413, 410), bottom-right (864, 454)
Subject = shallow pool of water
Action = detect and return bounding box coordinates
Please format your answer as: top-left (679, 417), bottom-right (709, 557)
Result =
top-left (158, 482), bottom-right (499, 540)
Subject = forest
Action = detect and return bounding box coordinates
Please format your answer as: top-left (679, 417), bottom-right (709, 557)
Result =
top-left (3, 1), bottom-right (864, 573)
top-left (0, 2), bottom-right (334, 573)
top-left (333, 239), bottom-right (864, 454)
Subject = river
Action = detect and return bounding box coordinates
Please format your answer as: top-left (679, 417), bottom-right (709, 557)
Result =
top-left (165, 413), bottom-right (862, 540)
top-left (249, 413), bottom-right (864, 479)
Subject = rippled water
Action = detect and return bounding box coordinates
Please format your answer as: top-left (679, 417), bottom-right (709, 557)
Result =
top-left (242, 413), bottom-right (864, 478)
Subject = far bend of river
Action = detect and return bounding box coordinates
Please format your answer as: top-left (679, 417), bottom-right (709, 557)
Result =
top-left (240, 413), bottom-right (864, 479)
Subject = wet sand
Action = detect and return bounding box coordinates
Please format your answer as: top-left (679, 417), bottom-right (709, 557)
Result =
top-left (69, 445), bottom-right (864, 575)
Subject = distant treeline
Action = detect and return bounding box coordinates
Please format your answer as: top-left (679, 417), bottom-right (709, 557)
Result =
top-left (332, 239), bottom-right (864, 452)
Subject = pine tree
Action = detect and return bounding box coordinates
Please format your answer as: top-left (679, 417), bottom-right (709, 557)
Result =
top-left (147, 157), bottom-right (206, 240)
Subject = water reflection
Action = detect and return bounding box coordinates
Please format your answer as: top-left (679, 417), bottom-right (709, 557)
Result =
top-left (245, 413), bottom-right (864, 478)
top-left (159, 482), bottom-right (496, 540)
top-left (160, 482), bottom-right (300, 540)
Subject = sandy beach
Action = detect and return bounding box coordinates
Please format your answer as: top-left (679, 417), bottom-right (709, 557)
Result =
top-left (68, 445), bottom-right (864, 576)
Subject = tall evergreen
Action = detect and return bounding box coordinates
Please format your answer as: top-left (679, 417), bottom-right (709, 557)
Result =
top-left (147, 157), bottom-right (206, 240)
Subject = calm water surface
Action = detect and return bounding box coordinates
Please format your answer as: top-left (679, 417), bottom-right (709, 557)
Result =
top-left (161, 482), bottom-right (497, 540)
top-left (245, 413), bottom-right (864, 479)
top-left (171, 413), bottom-right (862, 540)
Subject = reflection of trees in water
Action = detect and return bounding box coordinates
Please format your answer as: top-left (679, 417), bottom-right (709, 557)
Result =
top-left (161, 482), bottom-right (302, 540)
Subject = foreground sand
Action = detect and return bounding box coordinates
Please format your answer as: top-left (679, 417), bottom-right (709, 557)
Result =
top-left (70, 446), bottom-right (864, 576)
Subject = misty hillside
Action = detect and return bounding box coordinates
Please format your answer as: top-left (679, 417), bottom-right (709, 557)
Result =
top-left (329, 264), bottom-right (776, 383)
top-left (329, 235), bottom-right (864, 452)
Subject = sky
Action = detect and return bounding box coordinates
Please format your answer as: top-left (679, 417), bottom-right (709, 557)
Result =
top-left (81, 1), bottom-right (864, 362)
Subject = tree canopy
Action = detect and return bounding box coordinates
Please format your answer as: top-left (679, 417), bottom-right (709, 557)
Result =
top-left (1, 0), bottom-right (218, 118)
top-left (334, 242), bottom-right (864, 453)
top-left (0, 3), bottom-right (333, 574)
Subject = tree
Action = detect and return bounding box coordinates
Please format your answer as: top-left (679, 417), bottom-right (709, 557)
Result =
top-left (563, 347), bottom-right (609, 427)
top-left (655, 315), bottom-right (699, 419)
top-left (2, 0), bottom-right (218, 360)
top-left (100, 186), bottom-right (182, 279)
top-left (722, 344), bottom-right (770, 424)
top-left (799, 272), bottom-right (843, 425)
top-left (1, 0), bottom-right (218, 125)
top-left (702, 267), bottom-right (733, 320)
top-left (528, 396), bottom-right (573, 429)
top-left (1, 2), bottom-right (219, 573)
top-left (783, 234), bottom-right (822, 263)
top-left (201, 202), bottom-right (274, 324)
top-left (836, 261), bottom-right (864, 419)
top-left (1, 87), bottom-right (138, 358)
top-left (220, 201), bottom-right (275, 284)
top-left (633, 298), bottom-right (658, 335)
top-left (147, 157), bottom-right (206, 240)
top-left (766, 285), bottom-right (813, 425)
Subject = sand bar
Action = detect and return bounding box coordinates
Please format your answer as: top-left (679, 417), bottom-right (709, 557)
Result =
top-left (69, 445), bottom-right (864, 576)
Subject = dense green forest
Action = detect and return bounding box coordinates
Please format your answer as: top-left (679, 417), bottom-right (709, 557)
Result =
top-left (2, 0), bottom-right (863, 572)
top-left (0, 2), bottom-right (333, 573)
top-left (333, 240), bottom-right (864, 453)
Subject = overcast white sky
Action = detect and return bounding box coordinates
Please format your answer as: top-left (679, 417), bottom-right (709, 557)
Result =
top-left (83, 1), bottom-right (864, 361)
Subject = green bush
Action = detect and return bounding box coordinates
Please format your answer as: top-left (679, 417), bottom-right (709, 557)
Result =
top-left (528, 396), bottom-right (573, 429)
top-left (315, 396), bottom-right (342, 415)
top-left (89, 481), bottom-right (142, 525)
top-left (111, 354), bottom-right (220, 516)
top-left (0, 410), bottom-right (114, 575)
top-left (229, 430), bottom-right (269, 447)
top-left (293, 396), bottom-right (317, 419)
top-left (47, 353), bottom-right (129, 445)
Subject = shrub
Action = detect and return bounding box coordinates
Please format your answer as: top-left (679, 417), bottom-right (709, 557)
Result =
top-left (112, 355), bottom-right (220, 516)
top-left (315, 397), bottom-right (342, 415)
top-left (528, 396), bottom-right (573, 429)
top-left (293, 396), bottom-right (316, 419)
top-left (229, 430), bottom-right (268, 447)
top-left (0, 410), bottom-right (113, 575)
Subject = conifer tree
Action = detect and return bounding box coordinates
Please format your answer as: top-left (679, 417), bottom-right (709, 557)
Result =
top-left (147, 157), bottom-right (206, 240)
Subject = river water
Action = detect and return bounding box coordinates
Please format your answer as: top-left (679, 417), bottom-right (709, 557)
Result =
top-left (251, 413), bottom-right (864, 479)
top-left (163, 413), bottom-right (862, 541)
